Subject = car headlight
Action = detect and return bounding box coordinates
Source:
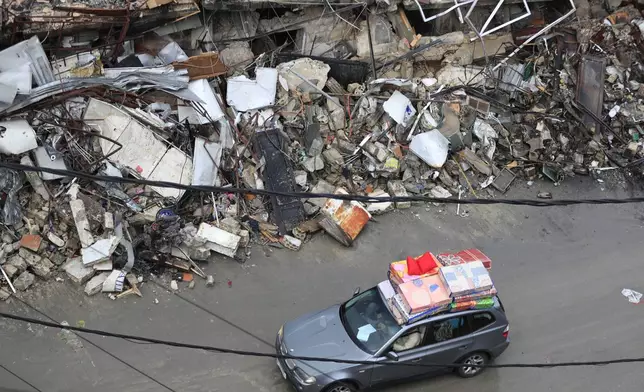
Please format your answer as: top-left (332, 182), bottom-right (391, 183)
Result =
top-left (293, 367), bottom-right (316, 385)
top-left (278, 325), bottom-right (284, 339)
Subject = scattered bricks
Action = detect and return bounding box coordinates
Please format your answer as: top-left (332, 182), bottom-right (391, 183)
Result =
top-left (84, 273), bottom-right (109, 296)
top-left (3, 264), bottom-right (18, 279)
top-left (20, 234), bottom-right (42, 252)
top-left (387, 180), bottom-right (411, 209)
top-left (31, 258), bottom-right (54, 279)
top-left (18, 248), bottom-right (42, 267)
top-left (13, 271), bottom-right (35, 291)
top-left (7, 255), bottom-right (27, 273)
top-left (0, 288), bottom-right (11, 301)
top-left (63, 257), bottom-right (95, 285)
top-left (2, 233), bottom-right (13, 244)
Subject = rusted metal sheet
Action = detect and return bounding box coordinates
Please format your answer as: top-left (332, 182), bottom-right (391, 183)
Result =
top-left (576, 55), bottom-right (606, 134)
top-left (319, 189), bottom-right (370, 246)
top-left (173, 53), bottom-right (227, 80)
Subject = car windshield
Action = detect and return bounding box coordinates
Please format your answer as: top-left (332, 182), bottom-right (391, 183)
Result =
top-left (340, 288), bottom-right (402, 354)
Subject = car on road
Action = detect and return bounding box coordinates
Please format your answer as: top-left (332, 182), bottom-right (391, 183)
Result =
top-left (276, 286), bottom-right (510, 392)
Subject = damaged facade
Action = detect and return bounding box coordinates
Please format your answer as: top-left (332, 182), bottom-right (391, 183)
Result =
top-left (0, 0), bottom-right (641, 299)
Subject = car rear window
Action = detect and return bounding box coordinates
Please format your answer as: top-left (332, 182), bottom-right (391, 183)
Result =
top-left (470, 312), bottom-right (495, 331)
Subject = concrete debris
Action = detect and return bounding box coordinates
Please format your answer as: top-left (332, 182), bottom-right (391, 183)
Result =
top-left (13, 271), bottom-right (35, 291)
top-left (64, 257), bottom-right (96, 285)
top-left (85, 273), bottom-right (109, 296)
top-left (81, 237), bottom-right (120, 266)
top-left (0, 0), bottom-right (638, 298)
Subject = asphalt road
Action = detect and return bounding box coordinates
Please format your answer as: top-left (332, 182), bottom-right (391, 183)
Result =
top-left (2, 176), bottom-right (644, 392)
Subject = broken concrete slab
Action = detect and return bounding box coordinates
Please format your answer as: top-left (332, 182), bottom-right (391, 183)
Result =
top-left (63, 257), bottom-right (96, 285)
top-left (83, 98), bottom-right (193, 199)
top-left (3, 264), bottom-right (18, 279)
top-left (302, 155), bottom-right (325, 172)
top-left (30, 258), bottom-right (53, 279)
top-left (18, 248), bottom-right (41, 266)
top-left (7, 254), bottom-right (27, 273)
top-left (322, 148), bottom-right (345, 166)
top-left (196, 222), bottom-right (241, 258)
top-left (69, 199), bottom-right (95, 248)
top-left (84, 272), bottom-right (109, 296)
top-left (13, 271), bottom-right (35, 291)
top-left (309, 180), bottom-right (335, 208)
top-left (81, 236), bottom-right (119, 266)
top-left (387, 180), bottom-right (411, 209)
top-left (226, 67), bottom-right (278, 111)
top-left (0, 288), bottom-right (11, 301)
top-left (366, 190), bottom-right (394, 215)
top-left (277, 58), bottom-right (330, 93)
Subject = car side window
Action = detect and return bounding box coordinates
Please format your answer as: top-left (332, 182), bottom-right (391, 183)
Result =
top-left (470, 312), bottom-right (495, 331)
top-left (424, 316), bottom-right (470, 345)
top-left (391, 326), bottom-right (427, 352)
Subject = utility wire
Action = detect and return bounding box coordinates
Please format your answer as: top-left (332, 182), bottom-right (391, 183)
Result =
top-left (3, 310), bottom-right (644, 370)
top-left (3, 162), bottom-right (644, 207)
top-left (0, 363), bottom-right (43, 392)
top-left (9, 297), bottom-right (178, 392)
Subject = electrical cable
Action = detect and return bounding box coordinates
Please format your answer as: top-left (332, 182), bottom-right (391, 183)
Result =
top-left (9, 297), bottom-right (178, 392)
top-left (4, 310), bottom-right (644, 370)
top-left (0, 363), bottom-right (43, 392)
top-left (4, 161), bottom-right (644, 207)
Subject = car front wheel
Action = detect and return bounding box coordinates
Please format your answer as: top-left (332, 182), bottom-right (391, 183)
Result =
top-left (324, 381), bottom-right (358, 392)
top-left (457, 352), bottom-right (488, 378)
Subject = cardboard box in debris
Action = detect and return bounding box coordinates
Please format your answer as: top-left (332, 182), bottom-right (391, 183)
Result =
top-left (0, 0), bottom-right (641, 299)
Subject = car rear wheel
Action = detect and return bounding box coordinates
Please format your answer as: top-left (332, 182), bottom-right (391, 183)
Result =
top-left (457, 352), bottom-right (488, 378)
top-left (325, 381), bottom-right (357, 392)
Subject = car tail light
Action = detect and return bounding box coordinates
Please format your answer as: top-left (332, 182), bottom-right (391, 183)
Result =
top-left (502, 325), bottom-right (509, 339)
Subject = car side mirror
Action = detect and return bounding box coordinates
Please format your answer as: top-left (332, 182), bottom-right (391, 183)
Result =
top-left (385, 351), bottom-right (399, 361)
top-left (353, 287), bottom-right (361, 297)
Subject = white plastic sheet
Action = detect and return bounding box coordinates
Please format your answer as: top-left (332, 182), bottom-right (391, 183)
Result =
top-left (409, 130), bottom-right (450, 168)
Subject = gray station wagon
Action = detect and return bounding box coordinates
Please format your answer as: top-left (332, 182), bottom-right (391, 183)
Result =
top-left (276, 285), bottom-right (509, 392)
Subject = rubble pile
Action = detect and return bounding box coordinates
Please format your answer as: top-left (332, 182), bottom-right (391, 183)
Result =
top-left (0, 0), bottom-right (642, 299)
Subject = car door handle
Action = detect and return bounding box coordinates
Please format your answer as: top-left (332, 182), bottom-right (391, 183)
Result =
top-left (411, 358), bottom-right (423, 363)
top-left (458, 345), bottom-right (470, 350)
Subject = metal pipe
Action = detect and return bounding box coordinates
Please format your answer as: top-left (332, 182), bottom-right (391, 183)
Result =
top-left (365, 13), bottom-right (378, 80)
top-left (414, 0), bottom-right (475, 23)
top-left (287, 69), bottom-right (345, 109)
top-left (470, 0), bottom-right (531, 40)
top-left (493, 0), bottom-right (576, 71)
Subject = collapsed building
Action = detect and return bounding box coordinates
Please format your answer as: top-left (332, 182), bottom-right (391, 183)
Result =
top-left (0, 0), bottom-right (642, 299)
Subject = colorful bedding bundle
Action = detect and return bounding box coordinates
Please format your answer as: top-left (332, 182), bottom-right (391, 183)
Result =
top-left (439, 261), bottom-right (493, 296)
top-left (437, 248), bottom-right (492, 270)
top-left (392, 293), bottom-right (451, 323)
top-left (396, 275), bottom-right (452, 315)
top-left (381, 249), bottom-right (498, 324)
top-left (449, 297), bottom-right (495, 312)
top-left (389, 252), bottom-right (441, 286)
top-left (452, 286), bottom-right (497, 303)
